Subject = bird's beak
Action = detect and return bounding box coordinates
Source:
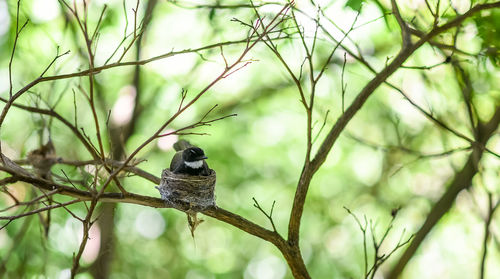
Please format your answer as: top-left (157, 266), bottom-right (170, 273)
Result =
top-left (200, 156), bottom-right (208, 160)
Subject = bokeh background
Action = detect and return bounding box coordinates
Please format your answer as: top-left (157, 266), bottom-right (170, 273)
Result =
top-left (0, 0), bottom-right (499, 278)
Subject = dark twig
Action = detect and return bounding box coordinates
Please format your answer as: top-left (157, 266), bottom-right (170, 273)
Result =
top-left (345, 207), bottom-right (413, 279)
top-left (479, 193), bottom-right (500, 279)
top-left (253, 197), bottom-right (278, 233)
top-left (95, 3), bottom-right (292, 200)
top-left (344, 207), bottom-right (369, 277)
top-left (347, 133), bottom-right (472, 159)
top-left (70, 199), bottom-right (97, 278)
top-left (391, 0), bottom-right (411, 48)
top-left (389, 105), bottom-right (500, 279)
top-left (117, 0), bottom-right (143, 63)
top-left (91, 5), bottom-right (108, 42)
top-left (341, 52), bottom-right (347, 113)
top-left (39, 48), bottom-right (71, 78)
top-left (1, 2), bottom-right (499, 278)
top-left (0, 199), bottom-right (81, 221)
top-left (157, 110), bottom-right (237, 138)
top-left (0, 189), bottom-right (59, 213)
top-left (312, 110), bottom-right (330, 145)
top-left (8, 0), bottom-right (29, 98)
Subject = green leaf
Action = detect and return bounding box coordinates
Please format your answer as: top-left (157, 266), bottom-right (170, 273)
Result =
top-left (345, 0), bottom-right (364, 11)
top-left (209, 8), bottom-right (216, 21)
top-left (474, 10), bottom-right (500, 64)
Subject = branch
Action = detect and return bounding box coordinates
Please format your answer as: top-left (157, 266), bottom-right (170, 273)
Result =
top-left (0, 97), bottom-right (100, 159)
top-left (288, 1), bottom-right (500, 248)
top-left (288, 27), bottom-right (417, 246)
top-left (0, 199), bottom-right (80, 221)
top-left (344, 207), bottom-right (369, 277)
top-left (479, 193), bottom-right (500, 279)
top-left (391, 0), bottom-right (411, 48)
top-left (0, 34), bottom-right (288, 142)
top-left (0, 158), bottom-right (284, 249)
top-left (0, 188), bottom-right (59, 213)
top-left (93, 3), bottom-right (292, 201)
top-left (253, 197), bottom-right (279, 233)
top-left (8, 0), bottom-right (29, 98)
top-left (388, 105), bottom-right (500, 279)
top-left (62, 158), bottom-right (160, 183)
top-left (345, 207), bottom-right (413, 279)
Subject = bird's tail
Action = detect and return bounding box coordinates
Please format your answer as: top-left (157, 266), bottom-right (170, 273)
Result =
top-left (173, 139), bottom-right (192, 151)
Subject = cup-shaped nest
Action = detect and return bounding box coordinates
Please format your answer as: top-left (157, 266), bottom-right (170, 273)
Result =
top-left (156, 169), bottom-right (216, 212)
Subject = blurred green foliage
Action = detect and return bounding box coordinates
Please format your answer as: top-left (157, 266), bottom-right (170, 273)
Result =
top-left (473, 9), bottom-right (500, 63)
top-left (1, 0), bottom-right (500, 279)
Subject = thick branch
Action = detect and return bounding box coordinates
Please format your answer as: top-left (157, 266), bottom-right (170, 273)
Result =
top-left (391, 0), bottom-right (411, 48)
top-left (0, 164), bottom-right (283, 246)
top-left (287, 0), bottom-right (500, 247)
top-left (288, 37), bottom-right (422, 246)
top-left (388, 105), bottom-right (500, 279)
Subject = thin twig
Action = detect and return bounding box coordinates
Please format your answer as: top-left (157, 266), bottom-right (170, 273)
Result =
top-left (341, 52), bottom-right (347, 113)
top-left (253, 197), bottom-right (279, 233)
top-left (0, 189), bottom-right (59, 213)
top-left (95, 3), bottom-right (292, 199)
top-left (344, 207), bottom-right (369, 277)
top-left (8, 0), bottom-right (29, 98)
top-left (0, 199), bottom-right (81, 221)
top-left (479, 193), bottom-right (500, 279)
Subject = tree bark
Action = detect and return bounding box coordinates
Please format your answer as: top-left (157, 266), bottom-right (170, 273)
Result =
top-left (280, 243), bottom-right (311, 279)
top-left (89, 204), bottom-right (116, 279)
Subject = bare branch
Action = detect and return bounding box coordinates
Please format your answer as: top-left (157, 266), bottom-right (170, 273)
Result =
top-left (8, 0), bottom-right (29, 98)
top-left (91, 5), bottom-right (108, 42)
top-left (479, 193), bottom-right (500, 279)
top-left (0, 188), bottom-right (59, 213)
top-left (391, 0), bottom-right (411, 48)
top-left (0, 199), bottom-right (81, 221)
top-left (345, 207), bottom-right (369, 277)
top-left (39, 48), bottom-right (71, 78)
top-left (94, 3), bottom-right (292, 199)
top-left (288, 1), bottom-right (500, 264)
top-left (346, 207), bottom-right (413, 279)
top-left (253, 197), bottom-right (279, 233)
top-left (341, 53), bottom-right (347, 113)
top-left (389, 105), bottom-right (500, 279)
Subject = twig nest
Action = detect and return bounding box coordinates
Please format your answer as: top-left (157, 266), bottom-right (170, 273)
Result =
top-left (156, 169), bottom-right (216, 212)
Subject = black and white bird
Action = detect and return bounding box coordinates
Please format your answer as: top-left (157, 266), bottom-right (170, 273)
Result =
top-left (170, 140), bottom-right (211, 176)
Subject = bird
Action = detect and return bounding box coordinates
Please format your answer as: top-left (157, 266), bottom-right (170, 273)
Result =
top-left (27, 138), bottom-right (59, 179)
top-left (170, 140), bottom-right (211, 176)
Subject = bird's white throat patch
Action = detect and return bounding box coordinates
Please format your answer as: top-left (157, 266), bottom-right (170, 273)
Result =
top-left (184, 160), bottom-right (203, 169)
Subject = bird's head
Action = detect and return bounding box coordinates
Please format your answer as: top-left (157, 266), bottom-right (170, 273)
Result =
top-left (182, 147), bottom-right (208, 162)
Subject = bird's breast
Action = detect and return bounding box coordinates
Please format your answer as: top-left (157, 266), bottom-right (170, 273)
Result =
top-left (184, 160), bottom-right (203, 169)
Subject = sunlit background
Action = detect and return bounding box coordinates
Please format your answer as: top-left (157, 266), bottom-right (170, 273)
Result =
top-left (1, 0), bottom-right (499, 278)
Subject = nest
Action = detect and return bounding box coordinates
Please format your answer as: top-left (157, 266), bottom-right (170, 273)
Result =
top-left (156, 169), bottom-right (216, 212)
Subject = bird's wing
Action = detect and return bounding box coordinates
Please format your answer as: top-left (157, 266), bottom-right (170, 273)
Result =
top-left (170, 151), bottom-right (184, 171)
